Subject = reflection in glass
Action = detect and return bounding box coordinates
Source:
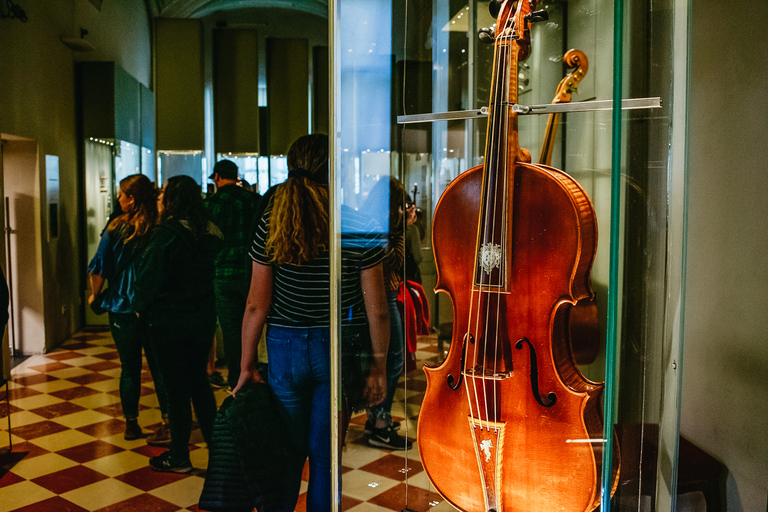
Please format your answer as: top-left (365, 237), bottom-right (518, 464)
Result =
top-left (115, 140), bottom-right (141, 185)
top-left (215, 153), bottom-right (260, 190)
top-left (269, 156), bottom-right (288, 187)
top-left (157, 150), bottom-right (206, 185)
top-left (141, 147), bottom-right (155, 182)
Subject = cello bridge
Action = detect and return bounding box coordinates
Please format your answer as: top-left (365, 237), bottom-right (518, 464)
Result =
top-left (463, 367), bottom-right (511, 380)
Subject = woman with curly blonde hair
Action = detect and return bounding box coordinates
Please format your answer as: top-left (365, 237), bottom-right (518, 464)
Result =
top-left (88, 174), bottom-right (169, 442)
top-left (234, 134), bottom-right (389, 511)
top-left (263, 134), bottom-right (330, 265)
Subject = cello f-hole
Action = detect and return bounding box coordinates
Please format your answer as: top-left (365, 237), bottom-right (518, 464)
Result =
top-left (515, 337), bottom-right (557, 408)
top-left (447, 332), bottom-right (473, 390)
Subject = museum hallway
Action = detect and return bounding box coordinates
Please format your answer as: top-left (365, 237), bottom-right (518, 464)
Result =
top-left (0, 327), bottom-right (452, 511)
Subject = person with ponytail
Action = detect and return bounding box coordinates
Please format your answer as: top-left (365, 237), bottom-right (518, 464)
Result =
top-left (133, 175), bottom-right (223, 473)
top-left (88, 174), bottom-right (170, 442)
top-left (233, 134), bottom-right (389, 511)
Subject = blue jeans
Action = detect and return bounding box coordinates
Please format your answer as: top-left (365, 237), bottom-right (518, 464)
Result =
top-left (367, 290), bottom-right (404, 427)
top-left (266, 325), bottom-right (332, 512)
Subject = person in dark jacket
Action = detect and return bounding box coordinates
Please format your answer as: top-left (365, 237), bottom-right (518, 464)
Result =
top-left (133, 175), bottom-right (222, 473)
top-left (205, 159), bottom-right (261, 389)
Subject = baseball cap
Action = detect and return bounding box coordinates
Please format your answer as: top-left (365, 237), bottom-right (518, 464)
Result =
top-left (209, 159), bottom-right (238, 180)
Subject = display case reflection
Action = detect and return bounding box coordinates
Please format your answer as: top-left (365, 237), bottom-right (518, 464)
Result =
top-left (114, 140), bottom-right (141, 185)
top-left (214, 153), bottom-right (268, 194)
top-left (157, 150), bottom-right (206, 186)
top-left (141, 146), bottom-right (155, 183)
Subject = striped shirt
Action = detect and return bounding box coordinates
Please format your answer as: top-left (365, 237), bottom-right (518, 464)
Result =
top-left (249, 204), bottom-right (386, 328)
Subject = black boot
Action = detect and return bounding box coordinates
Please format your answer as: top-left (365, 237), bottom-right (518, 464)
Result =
top-left (147, 416), bottom-right (171, 447)
top-left (124, 417), bottom-right (146, 440)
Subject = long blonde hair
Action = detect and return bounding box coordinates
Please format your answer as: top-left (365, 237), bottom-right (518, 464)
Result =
top-left (108, 174), bottom-right (157, 246)
top-left (265, 134), bottom-right (329, 265)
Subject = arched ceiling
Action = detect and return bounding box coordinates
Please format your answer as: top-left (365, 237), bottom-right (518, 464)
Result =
top-left (146, 0), bottom-right (328, 19)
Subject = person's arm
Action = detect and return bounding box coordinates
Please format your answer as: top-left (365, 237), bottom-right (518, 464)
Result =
top-left (406, 224), bottom-right (423, 265)
top-left (87, 230), bottom-right (111, 305)
top-left (233, 261), bottom-right (273, 395)
top-left (360, 262), bottom-right (390, 407)
top-left (88, 274), bottom-right (105, 305)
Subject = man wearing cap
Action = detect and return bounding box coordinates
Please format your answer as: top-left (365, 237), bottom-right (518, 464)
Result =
top-left (204, 159), bottom-right (262, 389)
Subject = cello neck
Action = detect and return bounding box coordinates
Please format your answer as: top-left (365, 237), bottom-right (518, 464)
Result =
top-left (538, 49), bottom-right (589, 165)
top-left (475, 0), bottom-right (535, 289)
top-left (484, 1), bottom-right (534, 167)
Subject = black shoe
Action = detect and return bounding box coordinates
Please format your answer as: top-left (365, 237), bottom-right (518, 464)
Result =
top-left (146, 422), bottom-right (171, 447)
top-left (124, 418), bottom-right (147, 441)
top-left (364, 420), bottom-right (400, 436)
top-left (149, 451), bottom-right (193, 474)
top-left (367, 426), bottom-right (413, 450)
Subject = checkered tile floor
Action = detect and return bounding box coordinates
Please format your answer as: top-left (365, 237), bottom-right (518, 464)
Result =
top-left (0, 327), bottom-right (454, 511)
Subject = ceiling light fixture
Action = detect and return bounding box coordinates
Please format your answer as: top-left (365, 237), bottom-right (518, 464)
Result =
top-left (61, 27), bottom-right (96, 52)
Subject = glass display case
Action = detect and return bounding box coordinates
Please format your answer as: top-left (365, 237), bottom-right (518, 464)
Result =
top-left (214, 153), bottom-right (272, 194)
top-left (268, 155), bottom-right (288, 189)
top-left (83, 138), bottom-right (159, 325)
top-left (157, 150), bottom-right (206, 186)
top-left (329, 0), bottom-right (688, 510)
top-left (114, 140), bottom-right (142, 185)
top-left (141, 146), bottom-right (156, 183)
top-left (83, 138), bottom-right (115, 326)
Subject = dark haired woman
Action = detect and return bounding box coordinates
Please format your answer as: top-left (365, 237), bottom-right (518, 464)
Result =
top-left (88, 174), bottom-right (170, 442)
top-left (233, 134), bottom-right (389, 511)
top-left (133, 175), bottom-right (222, 473)
top-left (362, 176), bottom-right (412, 450)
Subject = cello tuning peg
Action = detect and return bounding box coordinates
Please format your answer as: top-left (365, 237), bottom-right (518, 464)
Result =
top-left (524, 10), bottom-right (549, 24)
top-left (489, 0), bottom-right (502, 18)
top-left (525, 10), bottom-right (549, 23)
top-left (478, 27), bottom-right (495, 44)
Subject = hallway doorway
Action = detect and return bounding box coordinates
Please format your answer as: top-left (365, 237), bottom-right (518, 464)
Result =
top-left (0, 135), bottom-right (46, 356)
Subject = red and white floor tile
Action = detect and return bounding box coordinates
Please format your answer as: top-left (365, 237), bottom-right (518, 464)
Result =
top-left (0, 328), bottom-right (452, 511)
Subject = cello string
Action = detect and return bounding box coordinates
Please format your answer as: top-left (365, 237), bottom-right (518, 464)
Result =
top-left (490, 13), bottom-right (516, 431)
top-left (486, 14), bottom-right (513, 430)
top-left (491, 17), bottom-right (513, 429)
top-left (470, 28), bottom-right (506, 431)
top-left (484, 38), bottom-right (507, 431)
top-left (466, 35), bottom-right (497, 431)
top-left (485, 38), bottom-right (504, 431)
top-left (473, 39), bottom-right (500, 429)
top-left (494, 20), bottom-right (515, 429)
top-left (485, 19), bottom-right (513, 431)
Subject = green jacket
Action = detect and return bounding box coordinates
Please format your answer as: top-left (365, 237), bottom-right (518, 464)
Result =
top-left (204, 184), bottom-right (261, 280)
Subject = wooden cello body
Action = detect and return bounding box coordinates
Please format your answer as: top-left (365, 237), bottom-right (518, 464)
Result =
top-left (417, 2), bottom-right (616, 510)
top-left (538, 49), bottom-right (601, 366)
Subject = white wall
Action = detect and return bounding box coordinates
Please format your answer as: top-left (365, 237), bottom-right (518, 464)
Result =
top-left (682, 2), bottom-right (768, 511)
top-left (73, 0), bottom-right (152, 87)
top-left (0, 0), bottom-right (151, 351)
top-left (3, 140), bottom-right (46, 355)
